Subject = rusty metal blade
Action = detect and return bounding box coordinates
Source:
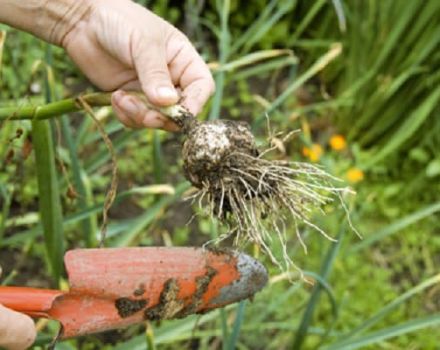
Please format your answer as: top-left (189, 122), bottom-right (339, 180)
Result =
top-left (51, 247), bottom-right (267, 337)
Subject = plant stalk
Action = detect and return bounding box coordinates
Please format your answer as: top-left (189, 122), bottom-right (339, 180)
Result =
top-left (0, 92), bottom-right (194, 129)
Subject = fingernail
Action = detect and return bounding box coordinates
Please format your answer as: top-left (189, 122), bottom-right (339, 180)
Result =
top-left (112, 90), bottom-right (126, 103)
top-left (119, 96), bottom-right (140, 117)
top-left (156, 86), bottom-right (178, 102)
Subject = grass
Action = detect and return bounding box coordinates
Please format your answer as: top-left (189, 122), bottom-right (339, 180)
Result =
top-left (0, 0), bottom-right (439, 349)
top-left (30, 45), bottom-right (64, 284)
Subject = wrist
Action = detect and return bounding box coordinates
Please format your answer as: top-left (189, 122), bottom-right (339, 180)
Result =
top-left (0, 0), bottom-right (93, 46)
top-left (43, 0), bottom-right (94, 46)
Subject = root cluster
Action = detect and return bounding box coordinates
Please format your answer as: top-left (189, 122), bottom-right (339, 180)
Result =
top-left (177, 115), bottom-right (355, 274)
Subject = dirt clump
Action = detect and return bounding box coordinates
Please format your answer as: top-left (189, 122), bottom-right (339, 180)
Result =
top-left (115, 297), bottom-right (148, 318)
top-left (144, 278), bottom-right (184, 321)
top-left (176, 266), bottom-right (218, 318)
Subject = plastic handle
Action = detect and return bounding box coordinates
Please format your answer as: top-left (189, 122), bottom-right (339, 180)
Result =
top-left (0, 286), bottom-right (63, 317)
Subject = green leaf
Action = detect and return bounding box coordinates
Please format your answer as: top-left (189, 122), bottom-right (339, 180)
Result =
top-left (60, 96), bottom-right (97, 248)
top-left (291, 225), bottom-right (344, 349)
top-left (343, 274), bottom-right (440, 339)
top-left (262, 43), bottom-right (342, 120)
top-left (29, 45), bottom-right (65, 283)
top-left (426, 159), bottom-right (440, 178)
top-left (32, 115), bottom-right (64, 281)
top-left (349, 201), bottom-right (440, 253)
top-left (110, 182), bottom-right (190, 247)
top-left (323, 314), bottom-right (440, 350)
top-left (209, 0), bottom-right (230, 120)
top-left (364, 87), bottom-right (440, 168)
top-left (226, 301), bottom-right (246, 350)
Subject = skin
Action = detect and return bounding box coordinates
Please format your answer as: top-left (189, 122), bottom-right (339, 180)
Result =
top-left (0, 267), bottom-right (36, 350)
top-left (63, 0), bottom-right (215, 130)
top-left (0, 0), bottom-right (215, 348)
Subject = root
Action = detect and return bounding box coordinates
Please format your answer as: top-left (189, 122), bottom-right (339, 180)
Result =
top-left (181, 118), bottom-right (358, 279)
top-left (190, 148), bottom-right (355, 277)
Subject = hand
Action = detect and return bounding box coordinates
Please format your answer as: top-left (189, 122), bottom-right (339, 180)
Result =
top-left (0, 267), bottom-right (36, 350)
top-left (61, 0), bottom-right (215, 130)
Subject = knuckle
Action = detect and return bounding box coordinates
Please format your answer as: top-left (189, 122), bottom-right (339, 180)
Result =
top-left (143, 69), bottom-right (170, 83)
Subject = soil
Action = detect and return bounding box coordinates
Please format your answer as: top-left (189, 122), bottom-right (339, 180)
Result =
top-left (175, 265), bottom-right (217, 318)
top-left (142, 264), bottom-right (219, 322)
top-left (144, 278), bottom-right (183, 321)
top-left (182, 119), bottom-right (258, 189)
top-left (115, 297), bottom-right (148, 318)
top-left (181, 119), bottom-right (263, 219)
top-left (133, 283), bottom-right (146, 297)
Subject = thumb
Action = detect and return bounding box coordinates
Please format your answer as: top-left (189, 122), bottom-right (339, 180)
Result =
top-left (0, 304), bottom-right (36, 350)
top-left (133, 35), bottom-right (179, 106)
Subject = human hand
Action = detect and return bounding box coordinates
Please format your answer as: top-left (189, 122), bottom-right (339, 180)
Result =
top-left (61, 0), bottom-right (215, 130)
top-left (0, 267), bottom-right (36, 350)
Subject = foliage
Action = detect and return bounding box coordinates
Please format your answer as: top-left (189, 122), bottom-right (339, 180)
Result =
top-left (1, 1), bottom-right (439, 349)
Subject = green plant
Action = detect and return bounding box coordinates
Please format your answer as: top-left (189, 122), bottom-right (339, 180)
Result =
top-left (1, 1), bottom-right (439, 349)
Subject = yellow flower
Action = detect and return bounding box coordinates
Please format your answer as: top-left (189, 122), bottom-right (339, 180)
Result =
top-left (329, 134), bottom-right (347, 151)
top-left (347, 168), bottom-right (364, 183)
top-left (302, 144), bottom-right (323, 162)
top-left (302, 146), bottom-right (310, 157)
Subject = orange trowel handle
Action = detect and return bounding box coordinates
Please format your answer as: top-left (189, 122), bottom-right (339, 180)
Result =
top-left (0, 286), bottom-right (63, 318)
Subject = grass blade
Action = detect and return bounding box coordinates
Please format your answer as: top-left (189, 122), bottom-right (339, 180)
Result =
top-left (60, 102), bottom-right (97, 248)
top-left (331, 0), bottom-right (346, 33)
top-left (152, 130), bottom-right (163, 183)
top-left (85, 130), bottom-right (141, 173)
top-left (233, 55), bottom-right (298, 81)
top-left (343, 274), bottom-right (440, 339)
top-left (110, 182), bottom-right (189, 247)
top-left (0, 185), bottom-right (175, 247)
top-left (349, 201), bottom-right (440, 253)
top-left (220, 309), bottom-right (229, 350)
top-left (0, 30), bottom-right (5, 78)
top-left (31, 50), bottom-right (64, 282)
top-left (324, 314), bottom-right (440, 350)
top-left (226, 301), bottom-right (246, 350)
top-left (289, 0), bottom-right (326, 43)
top-left (241, 1), bottom-right (295, 53)
top-left (291, 225), bottom-right (345, 349)
top-left (209, 0), bottom-right (230, 120)
top-left (113, 310), bottom-right (225, 349)
top-left (231, 0), bottom-right (295, 55)
top-left (364, 86), bottom-right (440, 168)
top-left (209, 49), bottom-right (296, 73)
top-left (261, 43), bottom-right (342, 119)
top-left (0, 184), bottom-right (12, 242)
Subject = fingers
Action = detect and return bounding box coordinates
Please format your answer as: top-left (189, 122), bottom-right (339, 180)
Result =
top-left (131, 25), bottom-right (214, 116)
top-left (111, 90), bottom-right (179, 132)
top-left (167, 36), bottom-right (215, 115)
top-left (181, 78), bottom-right (216, 116)
top-left (0, 304), bottom-right (36, 350)
top-left (131, 30), bottom-right (180, 107)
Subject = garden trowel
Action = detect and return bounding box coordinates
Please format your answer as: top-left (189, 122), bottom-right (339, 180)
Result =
top-left (0, 247), bottom-right (267, 338)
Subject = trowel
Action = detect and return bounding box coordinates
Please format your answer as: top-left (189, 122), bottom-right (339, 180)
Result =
top-left (0, 247), bottom-right (267, 338)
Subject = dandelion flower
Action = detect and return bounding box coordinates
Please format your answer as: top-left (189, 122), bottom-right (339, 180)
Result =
top-left (347, 167), bottom-right (364, 183)
top-left (302, 144), bottom-right (323, 162)
top-left (329, 134), bottom-right (346, 151)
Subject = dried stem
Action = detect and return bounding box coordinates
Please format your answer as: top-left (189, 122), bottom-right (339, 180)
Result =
top-left (77, 97), bottom-right (118, 247)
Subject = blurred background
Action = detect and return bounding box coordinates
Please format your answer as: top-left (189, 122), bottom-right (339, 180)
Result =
top-left (0, 0), bottom-right (439, 349)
